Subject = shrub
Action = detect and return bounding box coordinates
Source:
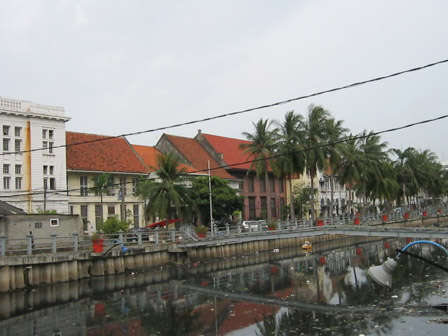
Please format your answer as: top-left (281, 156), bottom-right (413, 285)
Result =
top-left (97, 216), bottom-right (129, 234)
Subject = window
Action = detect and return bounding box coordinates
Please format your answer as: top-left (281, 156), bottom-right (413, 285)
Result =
top-left (133, 204), bottom-right (139, 228)
top-left (69, 205), bottom-right (74, 215)
top-left (50, 218), bottom-right (59, 227)
top-left (271, 198), bottom-right (276, 219)
top-left (80, 176), bottom-right (88, 196)
top-left (260, 197), bottom-right (267, 215)
top-left (3, 177), bottom-right (10, 189)
top-left (49, 166), bottom-right (54, 175)
top-left (35, 222), bottom-right (42, 229)
top-left (3, 139), bottom-right (9, 151)
top-left (260, 179), bottom-right (266, 193)
top-left (15, 127), bottom-right (21, 137)
top-left (269, 177), bottom-right (275, 193)
top-left (238, 181), bottom-right (244, 190)
top-left (107, 205), bottom-right (115, 217)
top-left (119, 177), bottom-right (126, 199)
top-left (248, 197), bottom-right (256, 219)
top-left (48, 130), bottom-right (54, 139)
top-left (15, 139), bottom-right (21, 152)
top-left (15, 165), bottom-right (21, 174)
top-left (43, 166), bottom-right (48, 175)
top-left (132, 178), bottom-right (139, 195)
top-left (42, 129), bottom-right (47, 139)
top-left (49, 178), bottom-right (56, 190)
top-left (15, 177), bottom-right (22, 190)
top-left (3, 164), bottom-right (9, 174)
top-left (48, 142), bottom-right (53, 154)
top-left (95, 205), bottom-right (103, 225)
top-left (279, 179), bottom-right (284, 193)
top-left (43, 177), bottom-right (48, 189)
top-left (107, 176), bottom-right (115, 196)
top-left (248, 177), bottom-right (254, 192)
top-left (42, 141), bottom-right (47, 150)
top-left (3, 125), bottom-right (9, 136)
top-left (81, 205), bottom-right (88, 229)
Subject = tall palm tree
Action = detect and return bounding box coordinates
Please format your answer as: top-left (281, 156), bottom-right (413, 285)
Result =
top-left (300, 105), bottom-right (332, 220)
top-left (274, 111), bottom-right (306, 221)
top-left (241, 118), bottom-right (277, 220)
top-left (137, 153), bottom-right (195, 226)
top-left (324, 117), bottom-right (347, 216)
top-left (392, 147), bottom-right (419, 207)
top-left (337, 134), bottom-right (364, 215)
top-left (357, 130), bottom-right (389, 213)
top-left (365, 160), bottom-right (399, 211)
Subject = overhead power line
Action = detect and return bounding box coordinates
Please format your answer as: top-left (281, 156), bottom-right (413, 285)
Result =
top-left (2, 112), bottom-right (447, 200)
top-left (1, 58), bottom-right (448, 157)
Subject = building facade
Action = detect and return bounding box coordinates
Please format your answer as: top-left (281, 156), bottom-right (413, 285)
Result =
top-left (66, 132), bottom-right (149, 233)
top-left (0, 97), bottom-right (70, 213)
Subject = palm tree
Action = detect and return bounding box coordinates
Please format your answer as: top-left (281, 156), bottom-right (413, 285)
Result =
top-left (365, 160), bottom-right (399, 211)
top-left (392, 147), bottom-right (419, 207)
top-left (241, 119), bottom-right (277, 220)
top-left (274, 111), bottom-right (306, 221)
top-left (92, 172), bottom-right (112, 204)
top-left (357, 131), bottom-right (389, 213)
top-left (324, 117), bottom-right (347, 216)
top-left (137, 153), bottom-right (195, 226)
top-left (337, 134), bottom-right (364, 215)
top-left (300, 105), bottom-right (332, 220)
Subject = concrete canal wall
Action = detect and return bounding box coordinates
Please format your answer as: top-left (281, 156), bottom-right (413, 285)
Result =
top-left (0, 233), bottom-right (380, 292)
top-left (1, 215), bottom-right (446, 293)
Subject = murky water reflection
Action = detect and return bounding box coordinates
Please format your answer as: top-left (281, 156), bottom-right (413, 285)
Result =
top-left (1, 237), bottom-right (447, 335)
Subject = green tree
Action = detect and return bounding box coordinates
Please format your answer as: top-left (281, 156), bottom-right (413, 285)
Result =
top-left (91, 172), bottom-right (112, 204)
top-left (137, 153), bottom-right (195, 226)
top-left (300, 104), bottom-right (332, 219)
top-left (274, 111), bottom-right (306, 220)
top-left (324, 117), bottom-right (347, 216)
top-left (292, 184), bottom-right (313, 218)
top-left (191, 176), bottom-right (244, 226)
top-left (241, 118), bottom-right (277, 220)
top-left (97, 216), bottom-right (129, 234)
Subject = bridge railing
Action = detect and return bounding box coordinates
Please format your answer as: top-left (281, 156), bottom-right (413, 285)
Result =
top-left (0, 208), bottom-right (446, 257)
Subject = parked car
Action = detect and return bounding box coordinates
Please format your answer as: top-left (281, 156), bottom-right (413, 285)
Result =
top-left (127, 227), bottom-right (154, 243)
top-left (242, 220), bottom-right (267, 232)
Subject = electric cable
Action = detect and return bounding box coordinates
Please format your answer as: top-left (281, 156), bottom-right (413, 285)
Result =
top-left (1, 58), bottom-right (447, 157)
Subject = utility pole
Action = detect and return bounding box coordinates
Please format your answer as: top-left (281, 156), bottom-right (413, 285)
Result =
top-left (208, 161), bottom-right (214, 235)
top-left (43, 179), bottom-right (47, 212)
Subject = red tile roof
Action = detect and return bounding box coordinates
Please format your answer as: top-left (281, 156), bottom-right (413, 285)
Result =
top-left (66, 132), bottom-right (148, 174)
top-left (162, 134), bottom-right (235, 179)
top-left (132, 144), bottom-right (199, 174)
top-left (200, 133), bottom-right (255, 170)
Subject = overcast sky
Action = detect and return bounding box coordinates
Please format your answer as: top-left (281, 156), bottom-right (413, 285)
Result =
top-left (1, 0), bottom-right (448, 162)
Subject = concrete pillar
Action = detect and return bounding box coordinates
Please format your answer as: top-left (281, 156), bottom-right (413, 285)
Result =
top-left (134, 255), bottom-right (143, 269)
top-left (124, 256), bottom-right (135, 270)
top-left (0, 266), bottom-right (10, 292)
top-left (0, 293), bottom-right (10, 318)
top-left (68, 261), bottom-right (79, 280)
top-left (54, 262), bottom-right (68, 282)
top-left (91, 260), bottom-right (105, 276)
top-left (104, 258), bottom-right (115, 275)
top-left (14, 267), bottom-right (25, 289)
top-left (114, 257), bottom-right (125, 273)
top-left (143, 254), bottom-right (151, 267)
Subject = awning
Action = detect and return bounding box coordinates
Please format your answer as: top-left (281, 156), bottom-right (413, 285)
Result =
top-left (147, 218), bottom-right (182, 228)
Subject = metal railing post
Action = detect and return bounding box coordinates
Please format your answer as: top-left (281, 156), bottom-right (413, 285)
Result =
top-left (155, 231), bottom-right (159, 245)
top-left (225, 224), bottom-right (230, 236)
top-left (278, 221), bottom-right (282, 231)
top-left (50, 233), bottom-right (57, 253)
top-left (118, 231), bottom-right (124, 243)
top-left (170, 230), bottom-right (175, 242)
top-left (137, 232), bottom-right (142, 245)
top-left (73, 232), bottom-right (79, 252)
top-left (26, 233), bottom-right (33, 255)
top-left (0, 234), bottom-right (6, 256)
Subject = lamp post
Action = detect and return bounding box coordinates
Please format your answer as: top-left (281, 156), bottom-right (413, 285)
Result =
top-left (368, 240), bottom-right (448, 287)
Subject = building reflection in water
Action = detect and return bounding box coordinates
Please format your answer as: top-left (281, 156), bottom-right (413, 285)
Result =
top-left (0, 237), bottom-right (447, 335)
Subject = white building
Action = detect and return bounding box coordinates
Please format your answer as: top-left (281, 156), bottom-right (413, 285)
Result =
top-left (0, 97), bottom-right (70, 213)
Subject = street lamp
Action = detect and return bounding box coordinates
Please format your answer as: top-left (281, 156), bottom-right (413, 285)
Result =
top-left (368, 240), bottom-right (448, 287)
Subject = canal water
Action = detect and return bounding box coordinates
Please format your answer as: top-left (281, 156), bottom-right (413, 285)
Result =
top-left (1, 238), bottom-right (447, 335)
